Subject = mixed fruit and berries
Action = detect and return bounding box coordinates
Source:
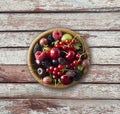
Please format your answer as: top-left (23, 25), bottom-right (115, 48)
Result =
top-left (33, 30), bottom-right (90, 86)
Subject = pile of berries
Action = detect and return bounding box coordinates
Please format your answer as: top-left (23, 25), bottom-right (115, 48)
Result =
top-left (33, 30), bottom-right (90, 86)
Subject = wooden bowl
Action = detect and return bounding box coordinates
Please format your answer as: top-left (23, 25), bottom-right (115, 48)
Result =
top-left (27, 28), bottom-right (90, 88)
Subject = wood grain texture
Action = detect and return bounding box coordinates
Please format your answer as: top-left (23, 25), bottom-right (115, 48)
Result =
top-left (0, 65), bottom-right (120, 83)
top-left (0, 48), bottom-right (120, 64)
top-left (0, 13), bottom-right (120, 31)
top-left (0, 31), bottom-right (120, 47)
top-left (0, 84), bottom-right (119, 99)
top-left (0, 99), bottom-right (120, 114)
top-left (0, 0), bottom-right (120, 12)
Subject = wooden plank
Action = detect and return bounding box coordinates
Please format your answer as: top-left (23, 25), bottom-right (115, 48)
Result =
top-left (0, 48), bottom-right (120, 64)
top-left (0, 65), bottom-right (120, 83)
top-left (0, 99), bottom-right (120, 114)
top-left (0, 84), bottom-right (119, 99)
top-left (0, 13), bottom-right (120, 31)
top-left (0, 31), bottom-right (120, 47)
top-left (0, 0), bottom-right (120, 12)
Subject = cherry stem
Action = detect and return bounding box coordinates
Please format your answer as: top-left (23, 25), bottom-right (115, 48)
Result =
top-left (55, 79), bottom-right (57, 87)
top-left (77, 53), bottom-right (86, 62)
top-left (61, 51), bottom-right (68, 54)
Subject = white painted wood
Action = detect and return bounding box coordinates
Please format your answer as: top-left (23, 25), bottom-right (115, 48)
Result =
top-left (0, 0), bottom-right (120, 12)
top-left (0, 13), bottom-right (120, 30)
top-left (0, 99), bottom-right (120, 114)
top-left (0, 31), bottom-right (120, 47)
top-left (0, 84), bottom-right (119, 99)
top-left (0, 48), bottom-right (120, 64)
top-left (0, 65), bottom-right (120, 83)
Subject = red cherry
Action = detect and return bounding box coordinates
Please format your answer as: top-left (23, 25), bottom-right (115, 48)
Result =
top-left (50, 48), bottom-right (60, 59)
top-left (65, 50), bottom-right (75, 60)
top-left (60, 75), bottom-right (72, 85)
top-left (58, 64), bottom-right (64, 70)
top-left (73, 60), bottom-right (78, 66)
top-left (49, 66), bottom-right (54, 71)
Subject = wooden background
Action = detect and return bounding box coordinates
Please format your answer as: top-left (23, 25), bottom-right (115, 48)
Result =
top-left (0, 0), bottom-right (120, 114)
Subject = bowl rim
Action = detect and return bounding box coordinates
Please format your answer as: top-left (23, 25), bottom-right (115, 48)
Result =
top-left (27, 28), bottom-right (90, 89)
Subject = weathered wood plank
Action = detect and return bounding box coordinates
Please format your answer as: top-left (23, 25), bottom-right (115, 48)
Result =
top-left (0, 48), bottom-right (120, 64)
top-left (0, 31), bottom-right (120, 47)
top-left (0, 84), bottom-right (119, 99)
top-left (0, 99), bottom-right (120, 114)
top-left (0, 13), bottom-right (120, 31)
top-left (0, 65), bottom-right (120, 83)
top-left (0, 0), bottom-right (120, 12)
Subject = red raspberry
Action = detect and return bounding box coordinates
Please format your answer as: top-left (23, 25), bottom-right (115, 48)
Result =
top-left (35, 51), bottom-right (41, 60)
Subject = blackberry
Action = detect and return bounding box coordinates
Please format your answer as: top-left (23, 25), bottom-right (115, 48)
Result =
top-left (33, 43), bottom-right (41, 54)
top-left (47, 34), bottom-right (55, 45)
top-left (41, 59), bottom-right (52, 68)
top-left (60, 51), bottom-right (66, 57)
top-left (74, 70), bottom-right (83, 81)
top-left (81, 54), bottom-right (88, 60)
top-left (58, 57), bottom-right (67, 65)
top-left (52, 59), bottom-right (59, 67)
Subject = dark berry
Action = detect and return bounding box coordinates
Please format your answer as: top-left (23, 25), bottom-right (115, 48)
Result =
top-left (37, 67), bottom-right (45, 78)
top-left (58, 57), bottom-right (67, 65)
top-left (52, 59), bottom-right (59, 66)
top-left (41, 59), bottom-right (52, 68)
top-left (33, 43), bottom-right (41, 54)
top-left (60, 51), bottom-right (66, 57)
top-left (47, 34), bottom-right (55, 45)
top-left (77, 48), bottom-right (83, 54)
top-left (74, 70), bottom-right (83, 81)
top-left (81, 54), bottom-right (88, 60)
top-left (65, 70), bottom-right (76, 77)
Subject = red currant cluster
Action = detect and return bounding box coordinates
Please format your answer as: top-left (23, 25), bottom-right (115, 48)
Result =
top-left (46, 64), bottom-right (63, 77)
top-left (33, 30), bottom-right (90, 86)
